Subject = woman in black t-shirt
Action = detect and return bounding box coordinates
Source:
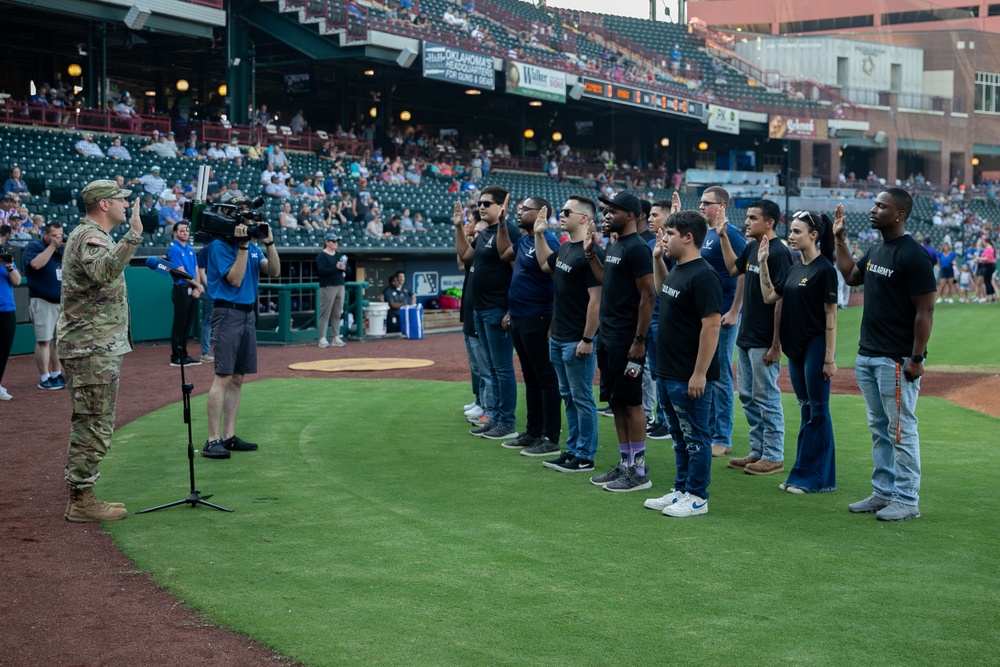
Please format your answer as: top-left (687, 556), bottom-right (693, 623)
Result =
top-left (759, 211), bottom-right (839, 494)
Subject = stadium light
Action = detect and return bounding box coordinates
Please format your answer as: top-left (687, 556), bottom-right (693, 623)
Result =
top-left (465, 89), bottom-right (481, 95)
top-left (660, 137), bottom-right (670, 147)
top-left (67, 64), bottom-right (82, 77)
top-left (524, 129), bottom-right (535, 139)
top-left (399, 110), bottom-right (412, 121)
top-left (176, 79), bottom-right (189, 92)
top-left (972, 157), bottom-right (980, 166)
top-left (552, 131), bottom-right (563, 142)
top-left (529, 100), bottom-right (542, 107)
top-left (698, 141), bottom-right (708, 150)
top-left (369, 107), bottom-right (378, 118)
top-left (144, 90), bottom-right (156, 97)
top-left (218, 84), bottom-right (227, 96)
top-left (363, 70), bottom-right (375, 76)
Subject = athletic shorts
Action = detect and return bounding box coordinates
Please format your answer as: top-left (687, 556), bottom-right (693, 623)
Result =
top-left (596, 337), bottom-right (643, 407)
top-left (29, 298), bottom-right (61, 342)
top-left (211, 306), bottom-right (257, 376)
top-left (939, 266), bottom-right (954, 280)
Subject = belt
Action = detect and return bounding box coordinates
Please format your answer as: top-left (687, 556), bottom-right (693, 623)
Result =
top-left (214, 300), bottom-right (255, 312)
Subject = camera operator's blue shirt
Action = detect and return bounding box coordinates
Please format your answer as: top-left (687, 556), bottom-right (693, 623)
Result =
top-left (205, 239), bottom-right (262, 305)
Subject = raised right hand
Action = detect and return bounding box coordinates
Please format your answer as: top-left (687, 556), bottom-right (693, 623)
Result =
top-left (533, 206), bottom-right (549, 235)
top-left (452, 201), bottom-right (464, 228)
top-left (758, 235), bottom-right (770, 263)
top-left (833, 203), bottom-right (847, 239)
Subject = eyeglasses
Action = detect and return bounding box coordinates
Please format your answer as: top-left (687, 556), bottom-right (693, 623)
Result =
top-left (517, 205), bottom-right (540, 213)
top-left (477, 200), bottom-right (498, 208)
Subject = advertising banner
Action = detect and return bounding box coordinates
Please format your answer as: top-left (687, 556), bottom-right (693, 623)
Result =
top-left (505, 61), bottom-right (566, 103)
top-left (768, 116), bottom-right (829, 140)
top-left (422, 41), bottom-right (495, 90)
top-left (707, 105), bottom-right (740, 135)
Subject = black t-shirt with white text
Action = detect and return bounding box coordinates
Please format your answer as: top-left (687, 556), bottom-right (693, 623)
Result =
top-left (736, 238), bottom-right (794, 349)
top-left (547, 240), bottom-right (604, 342)
top-left (472, 224), bottom-right (512, 311)
top-left (655, 258), bottom-right (723, 382)
top-left (774, 256), bottom-right (838, 359)
top-left (855, 234), bottom-right (936, 359)
top-left (599, 233), bottom-right (653, 343)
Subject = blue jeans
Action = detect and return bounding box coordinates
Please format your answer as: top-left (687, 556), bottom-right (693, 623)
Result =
top-left (645, 320), bottom-right (668, 427)
top-left (736, 345), bottom-right (785, 462)
top-left (785, 335), bottom-right (836, 492)
top-left (709, 316), bottom-right (740, 447)
top-left (199, 293), bottom-right (214, 356)
top-left (474, 307), bottom-right (516, 429)
top-left (658, 377), bottom-right (713, 500)
top-left (855, 354), bottom-right (922, 505)
top-left (550, 338), bottom-right (599, 461)
top-left (464, 333), bottom-right (492, 408)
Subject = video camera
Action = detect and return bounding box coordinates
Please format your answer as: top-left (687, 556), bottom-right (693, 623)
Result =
top-left (183, 164), bottom-right (269, 243)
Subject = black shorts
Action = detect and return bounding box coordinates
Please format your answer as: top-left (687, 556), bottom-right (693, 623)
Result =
top-left (939, 266), bottom-right (954, 280)
top-left (211, 306), bottom-right (257, 376)
top-left (596, 337), bottom-right (643, 407)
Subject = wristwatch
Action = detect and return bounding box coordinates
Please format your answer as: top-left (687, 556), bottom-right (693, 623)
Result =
top-left (581, 336), bottom-right (593, 344)
top-left (634, 334), bottom-right (646, 343)
top-left (910, 354), bottom-right (924, 364)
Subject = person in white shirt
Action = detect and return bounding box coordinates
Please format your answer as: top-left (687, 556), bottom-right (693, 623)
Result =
top-left (206, 142), bottom-right (226, 160)
top-left (106, 137), bottom-right (132, 161)
top-left (260, 166), bottom-right (277, 185)
top-left (74, 134), bottom-right (105, 158)
top-left (223, 137), bottom-right (242, 160)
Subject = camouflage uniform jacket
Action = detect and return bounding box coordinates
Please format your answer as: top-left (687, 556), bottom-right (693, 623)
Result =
top-left (57, 219), bottom-right (142, 359)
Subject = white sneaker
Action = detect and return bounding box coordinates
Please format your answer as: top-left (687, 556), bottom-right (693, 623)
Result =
top-left (332, 337), bottom-right (347, 347)
top-left (643, 488), bottom-right (683, 511)
top-left (318, 338), bottom-right (330, 348)
top-left (935, 297), bottom-right (942, 303)
top-left (0, 386), bottom-right (12, 401)
top-left (663, 493), bottom-right (709, 517)
top-left (947, 298), bottom-right (954, 303)
top-left (463, 401), bottom-right (479, 412)
top-left (464, 405), bottom-right (484, 420)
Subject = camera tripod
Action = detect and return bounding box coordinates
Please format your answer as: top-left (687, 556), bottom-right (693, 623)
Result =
top-left (137, 347), bottom-right (231, 514)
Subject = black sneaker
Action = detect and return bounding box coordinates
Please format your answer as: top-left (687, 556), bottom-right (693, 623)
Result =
top-left (552, 456), bottom-right (595, 473)
top-left (590, 462), bottom-right (626, 486)
top-left (604, 466), bottom-right (652, 493)
top-left (169, 358), bottom-right (182, 367)
top-left (201, 439), bottom-right (231, 459)
top-left (542, 452), bottom-right (574, 469)
top-left (501, 433), bottom-right (541, 450)
top-left (647, 424), bottom-right (673, 440)
top-left (470, 420), bottom-right (496, 436)
top-left (183, 356), bottom-right (202, 366)
top-left (50, 374), bottom-right (67, 389)
top-left (520, 438), bottom-right (560, 457)
top-left (224, 435), bottom-right (258, 451)
top-left (480, 424), bottom-right (518, 440)
top-left (37, 377), bottom-right (60, 390)
top-left (598, 406), bottom-right (614, 417)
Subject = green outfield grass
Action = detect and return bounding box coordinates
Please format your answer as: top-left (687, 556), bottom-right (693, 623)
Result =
top-left (102, 378), bottom-right (1000, 667)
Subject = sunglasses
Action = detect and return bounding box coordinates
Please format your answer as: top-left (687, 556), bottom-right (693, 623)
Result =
top-left (792, 210), bottom-right (817, 227)
top-left (477, 200), bottom-right (498, 208)
top-left (559, 209), bottom-right (584, 217)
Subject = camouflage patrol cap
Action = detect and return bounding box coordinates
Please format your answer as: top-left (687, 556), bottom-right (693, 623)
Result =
top-left (81, 180), bottom-right (133, 206)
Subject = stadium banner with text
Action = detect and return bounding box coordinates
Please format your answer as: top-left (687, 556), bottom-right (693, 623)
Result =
top-left (505, 61), bottom-right (566, 103)
top-left (707, 105), bottom-right (740, 135)
top-left (422, 41), bottom-right (495, 90)
top-left (580, 78), bottom-right (704, 119)
top-left (768, 115), bottom-right (828, 140)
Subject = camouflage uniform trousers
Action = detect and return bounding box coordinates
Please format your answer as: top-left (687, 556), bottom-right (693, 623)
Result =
top-left (63, 354), bottom-right (122, 489)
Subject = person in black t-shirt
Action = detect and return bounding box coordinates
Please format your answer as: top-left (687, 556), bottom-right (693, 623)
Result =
top-left (646, 210), bottom-right (722, 517)
top-left (760, 210), bottom-right (839, 495)
top-left (716, 199), bottom-right (793, 475)
top-left (587, 192), bottom-right (656, 493)
top-left (460, 217), bottom-right (493, 423)
top-left (454, 185), bottom-right (520, 441)
top-left (834, 190), bottom-right (936, 522)
top-left (534, 195), bottom-right (604, 473)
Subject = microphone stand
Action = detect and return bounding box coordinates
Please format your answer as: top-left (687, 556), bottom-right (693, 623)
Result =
top-left (137, 347), bottom-right (231, 514)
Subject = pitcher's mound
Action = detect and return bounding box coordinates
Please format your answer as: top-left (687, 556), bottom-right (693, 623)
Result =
top-left (289, 358), bottom-right (435, 372)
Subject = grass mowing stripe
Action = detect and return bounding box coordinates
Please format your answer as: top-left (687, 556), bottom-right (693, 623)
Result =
top-left (103, 379), bottom-right (1000, 666)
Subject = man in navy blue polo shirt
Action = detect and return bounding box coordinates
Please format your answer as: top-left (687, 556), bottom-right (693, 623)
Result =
top-left (167, 221), bottom-right (202, 366)
top-left (23, 221), bottom-right (66, 390)
top-left (201, 220), bottom-right (281, 459)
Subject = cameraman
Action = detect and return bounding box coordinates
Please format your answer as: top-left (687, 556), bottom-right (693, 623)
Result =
top-left (201, 215), bottom-right (280, 459)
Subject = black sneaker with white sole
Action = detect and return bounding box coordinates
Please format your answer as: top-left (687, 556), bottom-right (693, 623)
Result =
top-left (542, 452), bottom-right (574, 469)
top-left (590, 462), bottom-right (626, 486)
top-left (469, 420), bottom-right (495, 436)
top-left (480, 424), bottom-right (518, 440)
top-left (647, 424), bottom-right (673, 440)
top-left (552, 456), bottom-right (595, 473)
top-left (201, 439), bottom-right (231, 459)
top-left (603, 466), bottom-right (652, 492)
top-left (501, 433), bottom-right (541, 450)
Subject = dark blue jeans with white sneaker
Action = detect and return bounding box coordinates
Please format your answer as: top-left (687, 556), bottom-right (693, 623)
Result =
top-left (474, 307), bottom-right (516, 430)
top-left (785, 335), bottom-right (836, 492)
top-left (658, 377), bottom-right (712, 500)
top-left (550, 337), bottom-right (598, 462)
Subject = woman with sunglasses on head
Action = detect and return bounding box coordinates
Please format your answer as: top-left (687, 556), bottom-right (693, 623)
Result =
top-left (757, 209), bottom-right (839, 494)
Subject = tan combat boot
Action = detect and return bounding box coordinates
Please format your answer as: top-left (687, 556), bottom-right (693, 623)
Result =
top-left (65, 488), bottom-right (128, 522)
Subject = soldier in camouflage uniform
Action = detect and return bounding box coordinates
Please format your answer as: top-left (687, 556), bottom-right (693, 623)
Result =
top-left (58, 179), bottom-right (143, 522)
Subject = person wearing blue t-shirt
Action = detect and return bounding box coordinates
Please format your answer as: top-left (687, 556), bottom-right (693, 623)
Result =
top-left (167, 222), bottom-right (203, 366)
top-left (201, 219), bottom-right (281, 459)
top-left (0, 224), bottom-right (22, 400)
top-left (697, 186), bottom-right (746, 458)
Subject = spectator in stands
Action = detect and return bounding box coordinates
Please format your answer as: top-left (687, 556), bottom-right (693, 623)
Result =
top-left (385, 213), bottom-right (403, 237)
top-left (143, 131), bottom-right (180, 159)
top-left (206, 141), bottom-right (226, 160)
top-left (129, 165), bottom-right (166, 197)
top-left (278, 201), bottom-right (297, 230)
top-left (158, 193), bottom-right (183, 228)
top-left (47, 89), bottom-right (71, 124)
top-left (221, 180), bottom-right (244, 203)
top-left (74, 133), bottom-right (105, 158)
top-left (113, 93), bottom-right (140, 132)
top-left (296, 202), bottom-right (322, 230)
top-left (183, 137), bottom-right (200, 158)
top-left (254, 104), bottom-right (271, 127)
top-left (0, 195), bottom-right (15, 225)
top-left (334, 190), bottom-right (356, 224)
top-left (276, 164), bottom-right (293, 185)
top-left (259, 163), bottom-right (277, 186)
top-left (365, 204), bottom-right (390, 238)
top-left (163, 131), bottom-right (182, 157)
top-left (247, 140), bottom-right (265, 161)
top-left (223, 136), bottom-right (242, 160)
top-left (23, 221), bottom-right (66, 390)
top-left (0, 224), bottom-right (20, 400)
top-left (290, 110), bottom-right (306, 134)
top-left (264, 174), bottom-right (291, 201)
top-left (106, 137), bottom-right (132, 161)
top-left (4, 167), bottom-right (31, 199)
top-left (268, 143), bottom-right (288, 170)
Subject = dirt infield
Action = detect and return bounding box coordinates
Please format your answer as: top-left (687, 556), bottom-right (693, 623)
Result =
top-left (1, 331), bottom-right (996, 666)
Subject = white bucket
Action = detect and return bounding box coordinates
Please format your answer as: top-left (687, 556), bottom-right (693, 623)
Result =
top-left (363, 302), bottom-right (390, 337)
